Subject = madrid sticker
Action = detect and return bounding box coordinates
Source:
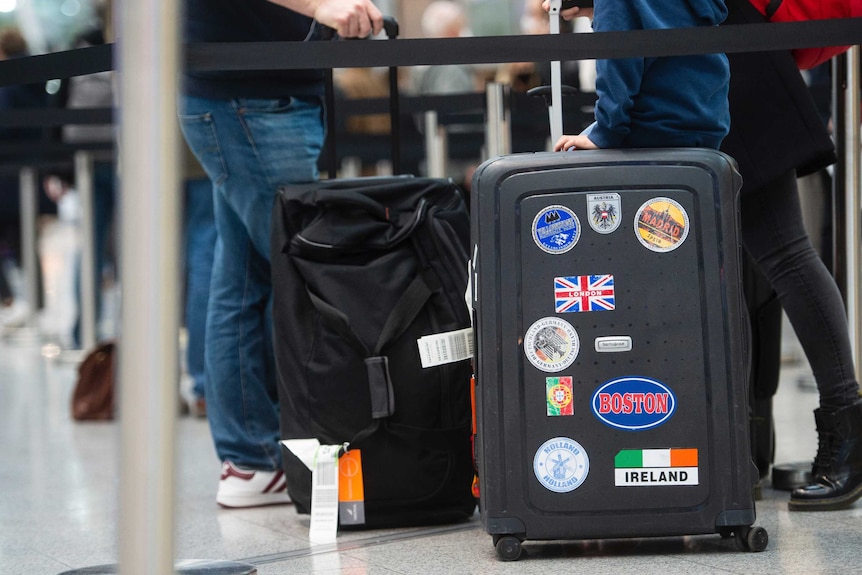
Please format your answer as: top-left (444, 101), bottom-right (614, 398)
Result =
top-left (532, 205), bottom-right (581, 254)
top-left (534, 437), bottom-right (590, 493)
top-left (546, 376), bottom-right (574, 416)
top-left (635, 197), bottom-right (690, 253)
top-left (587, 193), bottom-right (621, 234)
top-left (524, 317), bottom-right (580, 372)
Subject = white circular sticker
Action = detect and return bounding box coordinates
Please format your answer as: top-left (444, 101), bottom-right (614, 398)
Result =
top-left (532, 205), bottom-right (581, 254)
top-left (533, 437), bottom-right (590, 493)
top-left (634, 197), bottom-right (690, 253)
top-left (524, 317), bottom-right (579, 373)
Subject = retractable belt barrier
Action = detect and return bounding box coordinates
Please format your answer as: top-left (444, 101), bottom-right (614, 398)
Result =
top-left (0, 19), bottom-right (860, 86)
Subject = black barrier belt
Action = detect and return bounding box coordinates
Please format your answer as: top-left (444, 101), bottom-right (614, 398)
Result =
top-left (0, 19), bottom-right (861, 88)
top-left (0, 107), bottom-right (113, 127)
top-left (185, 19), bottom-right (862, 71)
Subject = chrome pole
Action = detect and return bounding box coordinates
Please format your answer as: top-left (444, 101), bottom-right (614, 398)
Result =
top-left (485, 82), bottom-right (511, 159)
top-left (117, 0), bottom-right (181, 573)
top-left (424, 111), bottom-right (447, 178)
top-left (18, 166), bottom-right (38, 328)
top-left (75, 151), bottom-right (97, 351)
top-left (844, 46), bottom-right (861, 377)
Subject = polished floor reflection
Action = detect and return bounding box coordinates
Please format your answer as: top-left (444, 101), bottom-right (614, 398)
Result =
top-left (2, 307), bottom-right (861, 574)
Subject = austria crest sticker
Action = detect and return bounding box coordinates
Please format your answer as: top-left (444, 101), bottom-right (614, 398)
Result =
top-left (532, 205), bottom-right (580, 254)
top-left (587, 193), bottom-right (621, 234)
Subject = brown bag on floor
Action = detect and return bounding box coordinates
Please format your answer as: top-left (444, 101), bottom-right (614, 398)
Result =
top-left (71, 340), bottom-right (116, 421)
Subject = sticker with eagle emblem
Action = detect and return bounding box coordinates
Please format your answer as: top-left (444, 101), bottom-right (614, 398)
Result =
top-left (587, 193), bottom-right (621, 234)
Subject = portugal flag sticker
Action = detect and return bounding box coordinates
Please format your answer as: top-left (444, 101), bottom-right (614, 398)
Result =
top-left (614, 448), bottom-right (699, 486)
top-left (635, 197), bottom-right (690, 253)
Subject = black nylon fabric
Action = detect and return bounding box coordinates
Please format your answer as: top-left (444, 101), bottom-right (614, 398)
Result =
top-left (271, 176), bottom-right (476, 528)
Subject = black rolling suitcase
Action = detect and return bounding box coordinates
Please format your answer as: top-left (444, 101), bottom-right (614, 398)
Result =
top-left (470, 148), bottom-right (768, 560)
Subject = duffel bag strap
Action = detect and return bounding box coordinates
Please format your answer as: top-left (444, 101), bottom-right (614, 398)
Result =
top-left (306, 273), bottom-right (433, 421)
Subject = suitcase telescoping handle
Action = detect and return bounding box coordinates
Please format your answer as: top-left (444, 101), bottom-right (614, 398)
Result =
top-left (320, 16), bottom-right (401, 179)
top-left (527, 1), bottom-right (585, 145)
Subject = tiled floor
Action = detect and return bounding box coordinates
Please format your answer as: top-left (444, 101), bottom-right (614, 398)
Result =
top-left (1, 232), bottom-right (861, 573)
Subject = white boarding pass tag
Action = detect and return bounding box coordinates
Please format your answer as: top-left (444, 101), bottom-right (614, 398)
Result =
top-left (417, 327), bottom-right (474, 368)
top-left (309, 444), bottom-right (340, 544)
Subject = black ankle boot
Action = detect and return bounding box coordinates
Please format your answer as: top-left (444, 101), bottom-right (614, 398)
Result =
top-left (789, 399), bottom-right (862, 511)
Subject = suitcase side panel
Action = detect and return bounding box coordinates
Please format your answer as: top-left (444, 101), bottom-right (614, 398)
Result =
top-left (471, 149), bottom-right (754, 541)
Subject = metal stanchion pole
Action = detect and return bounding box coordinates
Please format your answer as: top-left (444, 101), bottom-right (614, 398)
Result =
top-left (485, 82), bottom-right (511, 160)
top-left (117, 0), bottom-right (180, 573)
top-left (844, 46), bottom-right (861, 376)
top-left (424, 111), bottom-right (447, 178)
top-left (75, 151), bottom-right (97, 351)
top-left (18, 166), bottom-right (39, 328)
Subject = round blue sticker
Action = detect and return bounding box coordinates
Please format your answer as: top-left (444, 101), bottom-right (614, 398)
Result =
top-left (532, 205), bottom-right (580, 254)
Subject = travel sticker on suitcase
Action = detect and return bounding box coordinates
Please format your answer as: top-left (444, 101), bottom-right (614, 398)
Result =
top-left (634, 197), bottom-right (690, 253)
top-left (523, 317), bottom-right (580, 372)
top-left (533, 437), bottom-right (590, 493)
top-left (531, 205), bottom-right (581, 254)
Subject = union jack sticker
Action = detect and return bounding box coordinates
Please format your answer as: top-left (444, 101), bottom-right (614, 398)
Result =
top-left (587, 193), bottom-right (621, 234)
top-left (554, 274), bottom-right (615, 313)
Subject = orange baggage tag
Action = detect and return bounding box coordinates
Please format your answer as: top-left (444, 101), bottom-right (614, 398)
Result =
top-left (338, 449), bottom-right (366, 525)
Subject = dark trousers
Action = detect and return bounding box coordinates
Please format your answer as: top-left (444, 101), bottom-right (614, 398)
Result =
top-left (740, 169), bottom-right (860, 408)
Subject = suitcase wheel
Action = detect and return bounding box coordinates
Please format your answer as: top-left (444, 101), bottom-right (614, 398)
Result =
top-left (733, 525), bottom-right (769, 552)
top-left (493, 535), bottom-right (523, 561)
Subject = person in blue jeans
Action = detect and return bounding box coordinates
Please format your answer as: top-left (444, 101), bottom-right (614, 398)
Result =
top-left (179, 0), bottom-right (383, 508)
top-left (181, 169), bottom-right (215, 417)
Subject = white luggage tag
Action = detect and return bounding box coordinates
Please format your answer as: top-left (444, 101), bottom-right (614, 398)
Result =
top-left (417, 327), bottom-right (474, 368)
top-left (280, 439), bottom-right (341, 544)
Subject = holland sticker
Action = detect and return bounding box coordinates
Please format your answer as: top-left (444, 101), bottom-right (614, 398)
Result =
top-left (587, 193), bottom-right (621, 234)
top-left (524, 317), bottom-right (579, 372)
top-left (532, 205), bottom-right (580, 254)
top-left (634, 197), bottom-right (690, 253)
top-left (533, 437), bottom-right (590, 493)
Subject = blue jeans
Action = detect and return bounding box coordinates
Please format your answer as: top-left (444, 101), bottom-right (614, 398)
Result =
top-left (183, 176), bottom-right (216, 400)
top-left (178, 95), bottom-right (324, 470)
top-left (740, 169), bottom-right (859, 408)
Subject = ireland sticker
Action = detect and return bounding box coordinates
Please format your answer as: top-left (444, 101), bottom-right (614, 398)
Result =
top-left (532, 205), bottom-right (580, 254)
top-left (635, 197), bottom-right (690, 253)
top-left (587, 193), bottom-right (621, 234)
top-left (533, 437), bottom-right (590, 493)
top-left (524, 317), bottom-right (579, 372)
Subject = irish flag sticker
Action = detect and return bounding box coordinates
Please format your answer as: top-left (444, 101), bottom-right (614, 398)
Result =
top-left (614, 448), bottom-right (699, 486)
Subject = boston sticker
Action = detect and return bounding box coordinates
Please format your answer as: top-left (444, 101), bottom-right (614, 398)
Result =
top-left (534, 437), bottom-right (590, 493)
top-left (532, 205), bottom-right (581, 254)
top-left (614, 448), bottom-right (699, 487)
top-left (546, 376), bottom-right (574, 416)
top-left (587, 193), bottom-right (621, 234)
top-left (591, 376), bottom-right (676, 431)
top-left (634, 197), bottom-right (690, 253)
top-left (524, 317), bottom-right (580, 373)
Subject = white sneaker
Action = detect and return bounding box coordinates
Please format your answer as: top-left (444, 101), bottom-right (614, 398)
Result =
top-left (216, 461), bottom-right (292, 508)
top-left (0, 299), bottom-right (29, 328)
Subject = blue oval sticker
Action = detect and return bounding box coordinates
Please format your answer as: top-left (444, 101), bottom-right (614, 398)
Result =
top-left (591, 376), bottom-right (676, 431)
